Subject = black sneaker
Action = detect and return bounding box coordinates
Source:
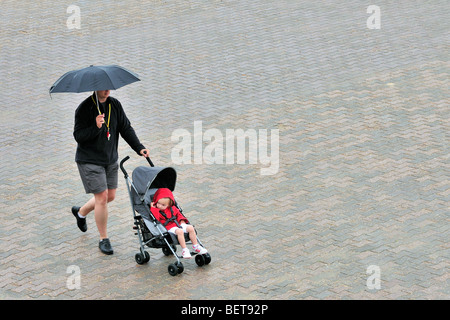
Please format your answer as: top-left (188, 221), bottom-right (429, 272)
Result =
top-left (99, 238), bottom-right (114, 255)
top-left (72, 206), bottom-right (87, 232)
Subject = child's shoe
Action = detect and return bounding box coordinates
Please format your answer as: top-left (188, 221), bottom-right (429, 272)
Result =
top-left (182, 247), bottom-right (192, 259)
top-left (193, 244), bottom-right (208, 254)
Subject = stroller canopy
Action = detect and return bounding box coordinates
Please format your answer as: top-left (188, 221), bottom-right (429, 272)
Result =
top-left (130, 166), bottom-right (177, 218)
top-left (132, 166), bottom-right (177, 195)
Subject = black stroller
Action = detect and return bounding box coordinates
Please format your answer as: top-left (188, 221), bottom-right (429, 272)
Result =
top-left (120, 156), bottom-right (211, 276)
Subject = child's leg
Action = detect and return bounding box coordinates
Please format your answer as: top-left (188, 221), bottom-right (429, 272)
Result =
top-left (176, 228), bottom-right (192, 258)
top-left (185, 224), bottom-right (198, 245)
top-left (175, 228), bottom-right (186, 248)
top-left (184, 224), bottom-right (208, 253)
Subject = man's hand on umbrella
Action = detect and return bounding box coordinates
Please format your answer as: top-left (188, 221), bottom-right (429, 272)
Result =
top-left (96, 113), bottom-right (105, 128)
top-left (140, 149), bottom-right (150, 157)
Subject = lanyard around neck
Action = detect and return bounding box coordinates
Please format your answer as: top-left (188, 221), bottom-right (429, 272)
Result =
top-left (91, 96), bottom-right (111, 131)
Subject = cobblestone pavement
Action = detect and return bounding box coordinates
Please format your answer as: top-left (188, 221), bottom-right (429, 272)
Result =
top-left (0, 0), bottom-right (448, 299)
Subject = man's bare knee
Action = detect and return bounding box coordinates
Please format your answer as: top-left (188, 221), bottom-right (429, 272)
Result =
top-left (107, 194), bottom-right (115, 203)
top-left (107, 189), bottom-right (116, 203)
top-left (95, 190), bottom-right (108, 206)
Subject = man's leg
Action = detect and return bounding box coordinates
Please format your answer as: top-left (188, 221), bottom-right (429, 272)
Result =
top-left (78, 197), bottom-right (95, 217)
top-left (95, 189), bottom-right (116, 255)
top-left (93, 190), bottom-right (108, 239)
top-left (74, 162), bottom-right (117, 254)
top-left (80, 188), bottom-right (116, 239)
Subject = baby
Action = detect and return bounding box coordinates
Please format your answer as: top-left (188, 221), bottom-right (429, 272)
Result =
top-left (150, 188), bottom-right (207, 259)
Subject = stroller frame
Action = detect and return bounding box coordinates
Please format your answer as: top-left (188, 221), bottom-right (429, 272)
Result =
top-left (120, 155), bottom-right (211, 276)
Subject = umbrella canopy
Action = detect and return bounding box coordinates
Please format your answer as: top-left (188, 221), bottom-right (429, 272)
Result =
top-left (49, 64), bottom-right (140, 93)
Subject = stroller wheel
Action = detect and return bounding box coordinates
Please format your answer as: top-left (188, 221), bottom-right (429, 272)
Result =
top-left (195, 254), bottom-right (205, 267)
top-left (203, 253), bottom-right (211, 265)
top-left (168, 263), bottom-right (178, 276)
top-left (143, 251), bottom-right (150, 262)
top-left (175, 261), bottom-right (184, 274)
top-left (135, 251), bottom-right (150, 265)
top-left (162, 245), bottom-right (176, 256)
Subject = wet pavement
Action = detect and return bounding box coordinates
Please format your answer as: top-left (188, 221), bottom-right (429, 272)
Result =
top-left (0, 0), bottom-right (448, 299)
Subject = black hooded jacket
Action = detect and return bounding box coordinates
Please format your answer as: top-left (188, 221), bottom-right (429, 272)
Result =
top-left (74, 94), bottom-right (145, 165)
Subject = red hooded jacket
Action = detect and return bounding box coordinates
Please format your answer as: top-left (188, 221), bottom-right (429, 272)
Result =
top-left (150, 188), bottom-right (189, 230)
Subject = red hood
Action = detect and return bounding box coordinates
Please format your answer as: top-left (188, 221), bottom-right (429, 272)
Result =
top-left (152, 188), bottom-right (175, 204)
top-left (150, 188), bottom-right (189, 228)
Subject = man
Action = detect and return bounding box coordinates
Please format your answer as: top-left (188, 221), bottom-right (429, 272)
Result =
top-left (72, 90), bottom-right (149, 255)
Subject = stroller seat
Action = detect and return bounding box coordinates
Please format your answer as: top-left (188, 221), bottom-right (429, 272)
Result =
top-left (141, 215), bottom-right (191, 248)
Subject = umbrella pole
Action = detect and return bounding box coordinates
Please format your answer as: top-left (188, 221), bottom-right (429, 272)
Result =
top-left (95, 91), bottom-right (99, 109)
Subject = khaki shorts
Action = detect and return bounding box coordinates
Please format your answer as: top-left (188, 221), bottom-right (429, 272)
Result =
top-left (77, 162), bottom-right (119, 194)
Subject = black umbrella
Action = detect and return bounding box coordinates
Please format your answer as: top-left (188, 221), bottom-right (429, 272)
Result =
top-left (49, 64), bottom-right (140, 94)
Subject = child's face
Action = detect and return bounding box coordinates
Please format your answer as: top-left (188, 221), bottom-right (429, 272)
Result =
top-left (156, 198), bottom-right (171, 210)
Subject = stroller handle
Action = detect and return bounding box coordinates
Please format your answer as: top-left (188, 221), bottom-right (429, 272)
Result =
top-left (143, 151), bottom-right (155, 167)
top-left (120, 153), bottom-right (155, 178)
top-left (120, 156), bottom-right (130, 178)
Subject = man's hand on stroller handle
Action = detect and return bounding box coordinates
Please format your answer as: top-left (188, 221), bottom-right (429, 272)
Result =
top-left (140, 149), bottom-right (150, 157)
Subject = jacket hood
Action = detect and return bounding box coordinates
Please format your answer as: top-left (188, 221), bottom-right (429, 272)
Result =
top-left (152, 188), bottom-right (175, 204)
